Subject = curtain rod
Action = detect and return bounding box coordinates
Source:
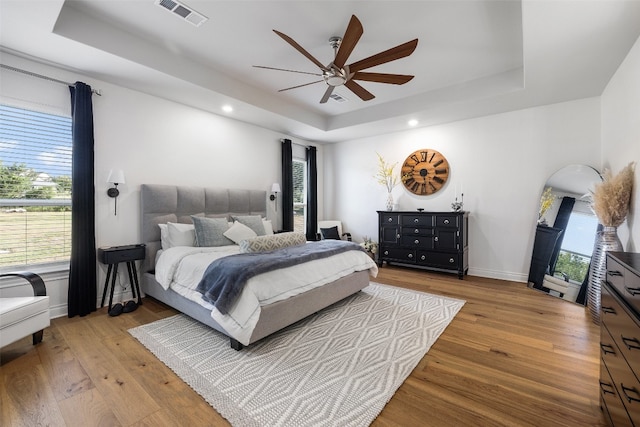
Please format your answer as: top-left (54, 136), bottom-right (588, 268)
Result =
top-left (281, 139), bottom-right (313, 148)
top-left (0, 64), bottom-right (102, 96)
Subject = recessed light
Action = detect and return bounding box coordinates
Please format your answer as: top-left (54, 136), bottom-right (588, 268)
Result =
top-left (408, 119), bottom-right (419, 127)
top-left (222, 105), bottom-right (233, 113)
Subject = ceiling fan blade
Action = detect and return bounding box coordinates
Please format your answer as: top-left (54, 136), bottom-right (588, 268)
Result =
top-left (345, 80), bottom-right (375, 101)
top-left (319, 86), bottom-right (334, 104)
top-left (278, 80), bottom-right (324, 92)
top-left (333, 15), bottom-right (363, 69)
top-left (352, 72), bottom-right (414, 85)
top-left (253, 65), bottom-right (322, 76)
top-left (273, 30), bottom-right (328, 71)
top-left (348, 39), bottom-right (418, 73)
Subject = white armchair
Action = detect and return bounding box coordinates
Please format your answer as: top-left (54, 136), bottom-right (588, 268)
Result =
top-left (0, 272), bottom-right (50, 347)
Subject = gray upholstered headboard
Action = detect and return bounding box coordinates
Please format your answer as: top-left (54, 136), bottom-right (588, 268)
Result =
top-left (140, 184), bottom-right (267, 273)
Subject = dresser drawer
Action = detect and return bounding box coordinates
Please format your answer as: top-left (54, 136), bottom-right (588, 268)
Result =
top-left (607, 257), bottom-right (640, 315)
top-left (417, 251), bottom-right (459, 268)
top-left (381, 213), bottom-right (399, 225)
top-left (401, 227), bottom-right (433, 237)
top-left (602, 285), bottom-right (640, 377)
top-left (600, 357), bottom-right (634, 427)
top-left (380, 247), bottom-right (416, 263)
top-left (601, 326), bottom-right (640, 424)
top-left (400, 235), bottom-right (434, 248)
top-left (435, 215), bottom-right (458, 227)
top-left (401, 214), bottom-right (432, 227)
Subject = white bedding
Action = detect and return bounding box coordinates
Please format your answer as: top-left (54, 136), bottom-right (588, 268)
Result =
top-left (155, 244), bottom-right (378, 345)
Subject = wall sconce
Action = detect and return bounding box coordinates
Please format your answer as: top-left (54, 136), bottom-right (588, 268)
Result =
top-left (270, 183), bottom-right (281, 211)
top-left (106, 169), bottom-right (125, 215)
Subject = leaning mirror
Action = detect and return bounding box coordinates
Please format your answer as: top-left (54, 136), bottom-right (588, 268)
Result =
top-left (527, 165), bottom-right (602, 305)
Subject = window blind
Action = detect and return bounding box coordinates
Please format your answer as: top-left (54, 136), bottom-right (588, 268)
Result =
top-left (0, 104), bottom-right (72, 269)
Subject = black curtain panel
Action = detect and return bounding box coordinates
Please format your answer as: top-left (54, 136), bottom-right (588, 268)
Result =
top-left (305, 146), bottom-right (318, 240)
top-left (549, 196), bottom-right (576, 274)
top-left (281, 139), bottom-right (294, 232)
top-left (68, 82), bottom-right (97, 317)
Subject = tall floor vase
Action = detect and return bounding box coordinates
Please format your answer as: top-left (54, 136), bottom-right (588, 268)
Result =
top-left (587, 226), bottom-right (623, 324)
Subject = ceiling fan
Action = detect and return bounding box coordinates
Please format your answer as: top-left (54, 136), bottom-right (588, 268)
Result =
top-left (254, 15), bottom-right (418, 104)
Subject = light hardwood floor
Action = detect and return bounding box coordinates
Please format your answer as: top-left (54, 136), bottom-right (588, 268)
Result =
top-left (1, 266), bottom-right (606, 426)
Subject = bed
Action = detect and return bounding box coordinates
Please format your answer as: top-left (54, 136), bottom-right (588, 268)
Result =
top-left (140, 184), bottom-right (378, 350)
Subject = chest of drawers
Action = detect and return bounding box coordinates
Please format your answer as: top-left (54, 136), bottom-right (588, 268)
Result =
top-left (377, 211), bottom-right (469, 279)
top-left (600, 252), bottom-right (640, 426)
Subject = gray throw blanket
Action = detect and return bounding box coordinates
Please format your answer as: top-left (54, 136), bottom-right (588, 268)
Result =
top-left (196, 239), bottom-right (367, 315)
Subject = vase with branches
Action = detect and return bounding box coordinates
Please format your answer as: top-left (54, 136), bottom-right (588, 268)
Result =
top-left (375, 152), bottom-right (399, 211)
top-left (587, 161), bottom-right (635, 324)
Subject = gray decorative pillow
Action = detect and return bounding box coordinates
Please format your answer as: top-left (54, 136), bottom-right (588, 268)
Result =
top-left (191, 216), bottom-right (234, 247)
top-left (232, 215), bottom-right (266, 236)
top-left (239, 232), bottom-right (307, 253)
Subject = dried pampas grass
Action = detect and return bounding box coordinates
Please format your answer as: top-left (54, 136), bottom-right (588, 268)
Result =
top-left (591, 162), bottom-right (635, 227)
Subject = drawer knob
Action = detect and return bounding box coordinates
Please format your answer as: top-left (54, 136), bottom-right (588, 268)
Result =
top-left (444, 219), bottom-right (450, 225)
top-left (397, 234), bottom-right (401, 239)
top-left (388, 218), bottom-right (393, 222)
top-left (621, 335), bottom-right (640, 351)
top-left (625, 286), bottom-right (640, 296)
top-left (384, 250), bottom-right (389, 255)
top-left (414, 229), bottom-right (419, 234)
top-left (408, 254), bottom-right (413, 259)
top-left (449, 258), bottom-right (454, 263)
top-left (421, 255), bottom-right (426, 261)
top-left (600, 343), bottom-right (616, 355)
top-left (599, 381), bottom-right (616, 395)
top-left (434, 236), bottom-right (439, 242)
top-left (621, 384), bottom-right (640, 403)
top-left (414, 218), bottom-right (419, 223)
top-left (414, 239), bottom-right (420, 245)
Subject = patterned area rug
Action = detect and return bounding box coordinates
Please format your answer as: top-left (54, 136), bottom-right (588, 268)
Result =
top-left (129, 282), bottom-right (464, 427)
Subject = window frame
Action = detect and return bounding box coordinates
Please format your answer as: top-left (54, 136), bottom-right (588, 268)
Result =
top-left (0, 104), bottom-right (73, 273)
top-left (292, 158), bottom-right (307, 234)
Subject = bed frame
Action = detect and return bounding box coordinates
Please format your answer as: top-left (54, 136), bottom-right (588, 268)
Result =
top-left (140, 184), bottom-right (369, 350)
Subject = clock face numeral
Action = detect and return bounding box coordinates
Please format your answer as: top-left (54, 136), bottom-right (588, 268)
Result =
top-left (400, 149), bottom-right (450, 196)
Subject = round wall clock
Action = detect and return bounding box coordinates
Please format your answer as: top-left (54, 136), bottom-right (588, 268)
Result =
top-left (401, 149), bottom-right (450, 195)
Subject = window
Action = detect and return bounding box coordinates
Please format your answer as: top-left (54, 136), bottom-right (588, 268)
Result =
top-left (0, 104), bottom-right (72, 270)
top-left (292, 159), bottom-right (306, 233)
top-left (553, 212), bottom-right (599, 283)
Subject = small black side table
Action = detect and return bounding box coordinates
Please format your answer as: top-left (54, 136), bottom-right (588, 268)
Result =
top-left (98, 244), bottom-right (146, 311)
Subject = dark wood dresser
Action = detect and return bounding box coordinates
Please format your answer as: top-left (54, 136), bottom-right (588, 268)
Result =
top-left (600, 251), bottom-right (640, 426)
top-left (377, 210), bottom-right (469, 279)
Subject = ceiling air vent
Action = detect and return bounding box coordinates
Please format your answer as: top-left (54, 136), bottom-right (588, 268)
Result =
top-left (329, 93), bottom-right (348, 103)
top-left (155, 0), bottom-right (208, 27)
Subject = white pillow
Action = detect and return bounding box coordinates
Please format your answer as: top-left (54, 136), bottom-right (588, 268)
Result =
top-left (158, 224), bottom-right (169, 249)
top-left (158, 222), bottom-right (196, 249)
top-left (223, 221), bottom-right (257, 244)
top-left (262, 219), bottom-right (274, 235)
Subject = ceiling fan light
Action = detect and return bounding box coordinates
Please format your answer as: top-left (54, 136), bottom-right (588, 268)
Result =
top-left (326, 75), bottom-right (346, 86)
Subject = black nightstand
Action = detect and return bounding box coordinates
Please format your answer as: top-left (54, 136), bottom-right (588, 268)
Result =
top-left (98, 244), bottom-right (146, 311)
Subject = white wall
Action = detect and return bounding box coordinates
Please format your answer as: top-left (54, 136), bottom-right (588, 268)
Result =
top-left (324, 97), bottom-right (602, 281)
top-left (601, 34), bottom-right (640, 252)
top-left (1, 52), bottom-right (319, 317)
top-left (4, 33), bottom-right (639, 314)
